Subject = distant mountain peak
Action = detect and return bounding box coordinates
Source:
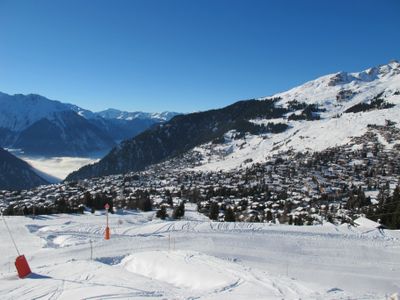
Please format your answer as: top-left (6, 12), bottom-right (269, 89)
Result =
top-left (66, 59), bottom-right (400, 181)
top-left (321, 60), bottom-right (400, 87)
top-left (96, 109), bottom-right (180, 121)
top-left (388, 59), bottom-right (400, 67)
top-left (0, 92), bottom-right (181, 156)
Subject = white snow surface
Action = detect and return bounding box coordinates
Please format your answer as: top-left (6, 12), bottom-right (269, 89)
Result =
top-left (122, 250), bottom-right (238, 291)
top-left (0, 204), bottom-right (399, 299)
top-left (192, 60), bottom-right (400, 172)
top-left (354, 217), bottom-right (383, 228)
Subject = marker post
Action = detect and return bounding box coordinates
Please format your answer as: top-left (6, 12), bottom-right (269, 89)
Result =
top-left (104, 203), bottom-right (110, 240)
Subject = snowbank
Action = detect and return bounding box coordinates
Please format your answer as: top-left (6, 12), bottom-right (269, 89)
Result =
top-left (122, 250), bottom-right (237, 290)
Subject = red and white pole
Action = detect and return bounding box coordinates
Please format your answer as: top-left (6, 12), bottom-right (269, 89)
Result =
top-left (104, 203), bottom-right (110, 240)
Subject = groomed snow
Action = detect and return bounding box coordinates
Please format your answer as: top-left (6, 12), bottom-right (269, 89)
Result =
top-left (354, 217), bottom-right (383, 228)
top-left (122, 250), bottom-right (238, 291)
top-left (0, 204), bottom-right (399, 299)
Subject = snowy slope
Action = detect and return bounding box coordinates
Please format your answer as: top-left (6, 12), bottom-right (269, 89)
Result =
top-left (66, 60), bottom-right (400, 180)
top-left (0, 204), bottom-right (399, 299)
top-left (269, 60), bottom-right (400, 114)
top-left (191, 60), bottom-right (400, 171)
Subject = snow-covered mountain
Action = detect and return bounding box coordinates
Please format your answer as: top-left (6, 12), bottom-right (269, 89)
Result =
top-left (0, 92), bottom-right (70, 132)
top-left (67, 60), bottom-right (400, 180)
top-left (191, 60), bottom-right (400, 171)
top-left (0, 92), bottom-right (179, 156)
top-left (96, 109), bottom-right (180, 122)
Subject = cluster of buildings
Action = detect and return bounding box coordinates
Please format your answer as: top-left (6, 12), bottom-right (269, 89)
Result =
top-left (1, 124), bottom-right (399, 227)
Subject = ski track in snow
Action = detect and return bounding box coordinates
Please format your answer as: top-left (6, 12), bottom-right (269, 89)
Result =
top-left (0, 204), bottom-right (399, 299)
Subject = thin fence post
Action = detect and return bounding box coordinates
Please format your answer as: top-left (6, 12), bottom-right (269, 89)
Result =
top-left (90, 240), bottom-right (93, 261)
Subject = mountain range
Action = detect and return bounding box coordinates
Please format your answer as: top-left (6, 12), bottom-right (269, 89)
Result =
top-left (0, 92), bottom-right (179, 156)
top-left (1, 60), bottom-right (399, 190)
top-left (66, 60), bottom-right (400, 181)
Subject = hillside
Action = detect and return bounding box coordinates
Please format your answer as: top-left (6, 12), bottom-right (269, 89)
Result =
top-left (0, 147), bottom-right (49, 190)
top-left (66, 60), bottom-right (400, 180)
top-left (66, 99), bottom-right (290, 180)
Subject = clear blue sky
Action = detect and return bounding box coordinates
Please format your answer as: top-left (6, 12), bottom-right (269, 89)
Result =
top-left (0, 0), bottom-right (399, 113)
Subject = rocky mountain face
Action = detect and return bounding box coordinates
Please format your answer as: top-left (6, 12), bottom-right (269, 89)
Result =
top-left (66, 60), bottom-right (400, 181)
top-left (0, 92), bottom-right (178, 156)
top-left (0, 147), bottom-right (49, 190)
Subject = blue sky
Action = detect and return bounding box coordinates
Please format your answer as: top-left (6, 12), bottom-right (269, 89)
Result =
top-left (0, 0), bottom-right (399, 113)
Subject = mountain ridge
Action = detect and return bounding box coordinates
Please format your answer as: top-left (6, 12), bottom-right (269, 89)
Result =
top-left (66, 60), bottom-right (400, 181)
top-left (96, 109), bottom-right (179, 122)
top-left (0, 92), bottom-right (179, 156)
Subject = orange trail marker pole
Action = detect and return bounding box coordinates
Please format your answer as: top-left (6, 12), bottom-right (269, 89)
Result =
top-left (1, 212), bottom-right (32, 278)
top-left (104, 203), bottom-right (110, 240)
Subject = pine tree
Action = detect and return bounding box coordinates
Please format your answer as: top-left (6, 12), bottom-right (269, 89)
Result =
top-left (84, 191), bottom-right (93, 208)
top-left (165, 190), bottom-right (173, 207)
top-left (172, 202), bottom-right (185, 219)
top-left (209, 202), bottom-right (219, 221)
top-left (134, 189), bottom-right (152, 212)
top-left (265, 210), bottom-right (273, 222)
top-left (373, 184), bottom-right (400, 229)
top-left (143, 198), bottom-right (153, 211)
top-left (156, 206), bottom-right (168, 220)
top-left (224, 207), bottom-right (236, 222)
top-left (388, 185), bottom-right (400, 229)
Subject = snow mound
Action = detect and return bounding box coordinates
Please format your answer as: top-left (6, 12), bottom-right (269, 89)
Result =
top-left (354, 217), bottom-right (382, 228)
top-left (52, 235), bottom-right (86, 248)
top-left (121, 250), bottom-right (238, 290)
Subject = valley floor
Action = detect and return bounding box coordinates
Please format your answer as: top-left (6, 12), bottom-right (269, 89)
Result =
top-left (20, 156), bottom-right (100, 182)
top-left (0, 204), bottom-right (399, 299)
